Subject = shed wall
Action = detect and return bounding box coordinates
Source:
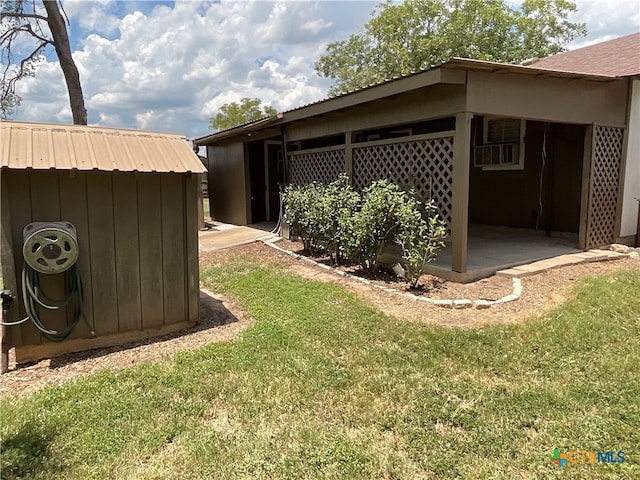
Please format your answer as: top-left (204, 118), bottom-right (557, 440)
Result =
top-left (1, 169), bottom-right (199, 356)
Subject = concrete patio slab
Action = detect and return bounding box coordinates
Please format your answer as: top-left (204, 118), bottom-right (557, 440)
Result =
top-left (199, 223), bottom-right (277, 252)
top-left (496, 249), bottom-right (629, 278)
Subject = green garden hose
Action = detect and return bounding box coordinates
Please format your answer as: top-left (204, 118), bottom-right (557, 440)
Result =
top-left (0, 263), bottom-right (89, 342)
top-left (22, 262), bottom-right (88, 342)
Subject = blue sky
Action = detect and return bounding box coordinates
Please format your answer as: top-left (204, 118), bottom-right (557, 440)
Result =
top-left (8, 0), bottom-right (640, 141)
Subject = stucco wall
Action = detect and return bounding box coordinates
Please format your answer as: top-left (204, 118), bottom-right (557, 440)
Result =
top-left (620, 79), bottom-right (640, 239)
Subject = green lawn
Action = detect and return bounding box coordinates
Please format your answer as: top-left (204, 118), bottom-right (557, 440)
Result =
top-left (203, 197), bottom-right (210, 219)
top-left (1, 257), bottom-right (639, 479)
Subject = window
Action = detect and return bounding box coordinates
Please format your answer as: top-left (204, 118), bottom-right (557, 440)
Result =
top-left (474, 117), bottom-right (525, 170)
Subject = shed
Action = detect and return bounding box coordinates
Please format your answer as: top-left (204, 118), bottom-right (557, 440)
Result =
top-left (1, 120), bottom-right (207, 364)
top-left (196, 33), bottom-right (640, 282)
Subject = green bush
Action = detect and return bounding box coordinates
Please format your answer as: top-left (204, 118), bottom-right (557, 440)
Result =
top-left (345, 180), bottom-right (407, 272)
top-left (283, 182), bottom-right (322, 251)
top-left (314, 175), bottom-right (360, 261)
top-left (396, 198), bottom-right (447, 288)
top-left (284, 176), bottom-right (359, 256)
top-left (284, 177), bottom-right (446, 286)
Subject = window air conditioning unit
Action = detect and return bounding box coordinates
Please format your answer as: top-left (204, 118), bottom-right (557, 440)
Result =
top-left (474, 143), bottom-right (519, 169)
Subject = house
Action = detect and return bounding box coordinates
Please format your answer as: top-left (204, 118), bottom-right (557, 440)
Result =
top-left (195, 33), bottom-right (640, 282)
top-left (1, 120), bottom-right (207, 363)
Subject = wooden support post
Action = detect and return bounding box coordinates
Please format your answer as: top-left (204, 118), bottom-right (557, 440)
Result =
top-left (578, 124), bottom-right (594, 250)
top-left (197, 175), bottom-right (205, 230)
top-left (345, 132), bottom-right (353, 182)
top-left (1, 328), bottom-right (7, 373)
top-left (451, 112), bottom-right (471, 273)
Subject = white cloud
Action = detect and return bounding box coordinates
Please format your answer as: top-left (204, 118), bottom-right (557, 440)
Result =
top-left (62, 0), bottom-right (120, 36)
top-left (302, 18), bottom-right (333, 35)
top-left (13, 0), bottom-right (373, 137)
top-left (569, 0), bottom-right (640, 48)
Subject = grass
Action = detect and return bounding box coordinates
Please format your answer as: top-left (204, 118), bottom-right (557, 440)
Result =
top-left (1, 257), bottom-right (639, 479)
top-left (203, 198), bottom-right (210, 219)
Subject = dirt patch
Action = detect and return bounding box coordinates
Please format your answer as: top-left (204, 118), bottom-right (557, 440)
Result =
top-left (204, 241), bottom-right (639, 329)
top-left (0, 290), bottom-right (253, 399)
top-left (2, 241), bottom-right (638, 399)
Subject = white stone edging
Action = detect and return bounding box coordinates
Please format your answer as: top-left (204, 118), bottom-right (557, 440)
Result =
top-left (261, 239), bottom-right (522, 309)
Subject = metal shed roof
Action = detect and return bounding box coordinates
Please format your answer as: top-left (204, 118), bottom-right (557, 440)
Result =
top-left (1, 120), bottom-right (207, 173)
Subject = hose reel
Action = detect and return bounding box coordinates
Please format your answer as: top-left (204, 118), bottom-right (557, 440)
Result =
top-left (23, 222), bottom-right (79, 274)
top-left (0, 222), bottom-right (90, 342)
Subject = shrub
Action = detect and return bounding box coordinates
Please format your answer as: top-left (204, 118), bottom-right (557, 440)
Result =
top-left (345, 180), bottom-right (408, 272)
top-left (283, 182), bottom-right (322, 252)
top-left (396, 199), bottom-right (447, 288)
top-left (283, 175), bottom-right (359, 257)
top-left (284, 177), bottom-right (446, 286)
top-left (315, 175), bottom-right (360, 262)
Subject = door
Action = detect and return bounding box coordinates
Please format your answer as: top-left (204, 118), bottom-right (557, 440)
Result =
top-left (265, 142), bottom-right (283, 221)
top-left (249, 143), bottom-right (266, 223)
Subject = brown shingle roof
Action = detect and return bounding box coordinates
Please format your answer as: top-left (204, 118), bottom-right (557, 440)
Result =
top-left (1, 120), bottom-right (207, 173)
top-left (531, 32), bottom-right (640, 77)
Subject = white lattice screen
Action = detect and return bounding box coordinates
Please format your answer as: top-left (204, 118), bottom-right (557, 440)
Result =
top-left (352, 136), bottom-right (454, 226)
top-left (586, 125), bottom-right (624, 248)
top-left (287, 147), bottom-right (345, 186)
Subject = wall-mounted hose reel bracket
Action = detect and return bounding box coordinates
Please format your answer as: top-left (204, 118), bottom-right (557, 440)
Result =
top-left (0, 221), bottom-right (91, 343)
top-left (22, 222), bottom-right (79, 274)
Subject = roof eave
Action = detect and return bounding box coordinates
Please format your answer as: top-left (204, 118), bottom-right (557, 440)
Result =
top-left (447, 57), bottom-right (620, 82)
top-left (196, 66), bottom-right (466, 146)
top-left (195, 57), bottom-right (624, 147)
top-left (195, 113), bottom-right (284, 146)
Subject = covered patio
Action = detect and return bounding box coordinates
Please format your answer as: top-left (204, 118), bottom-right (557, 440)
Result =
top-left (197, 55), bottom-right (635, 282)
top-left (428, 225), bottom-right (580, 282)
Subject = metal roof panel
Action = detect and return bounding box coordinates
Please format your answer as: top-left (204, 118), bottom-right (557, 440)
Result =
top-left (1, 120), bottom-right (206, 173)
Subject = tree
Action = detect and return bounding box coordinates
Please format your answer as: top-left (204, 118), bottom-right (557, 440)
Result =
top-left (209, 97), bottom-right (277, 131)
top-left (316, 0), bottom-right (587, 96)
top-left (1, 0), bottom-right (87, 124)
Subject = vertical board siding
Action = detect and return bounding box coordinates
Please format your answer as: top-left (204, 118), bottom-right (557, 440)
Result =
top-left (184, 174), bottom-right (200, 323)
top-left (59, 172), bottom-right (95, 337)
top-left (86, 172), bottom-right (119, 336)
top-left (1, 173), bottom-right (23, 347)
top-left (5, 169), bottom-right (197, 351)
top-left (137, 173), bottom-right (165, 329)
top-left (7, 171), bottom-right (39, 345)
top-left (28, 172), bottom-right (69, 339)
top-left (113, 175), bottom-right (142, 332)
top-left (161, 175), bottom-right (186, 325)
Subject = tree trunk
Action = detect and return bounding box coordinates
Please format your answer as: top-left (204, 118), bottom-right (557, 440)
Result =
top-left (43, 0), bottom-right (87, 125)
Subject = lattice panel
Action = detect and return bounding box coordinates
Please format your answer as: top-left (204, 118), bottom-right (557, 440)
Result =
top-left (352, 136), bottom-right (454, 226)
top-left (287, 148), bottom-right (345, 186)
top-left (586, 125), bottom-right (624, 248)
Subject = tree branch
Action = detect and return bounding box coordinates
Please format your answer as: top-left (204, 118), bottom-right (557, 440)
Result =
top-left (0, 12), bottom-right (49, 22)
top-left (1, 23), bottom-right (53, 45)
